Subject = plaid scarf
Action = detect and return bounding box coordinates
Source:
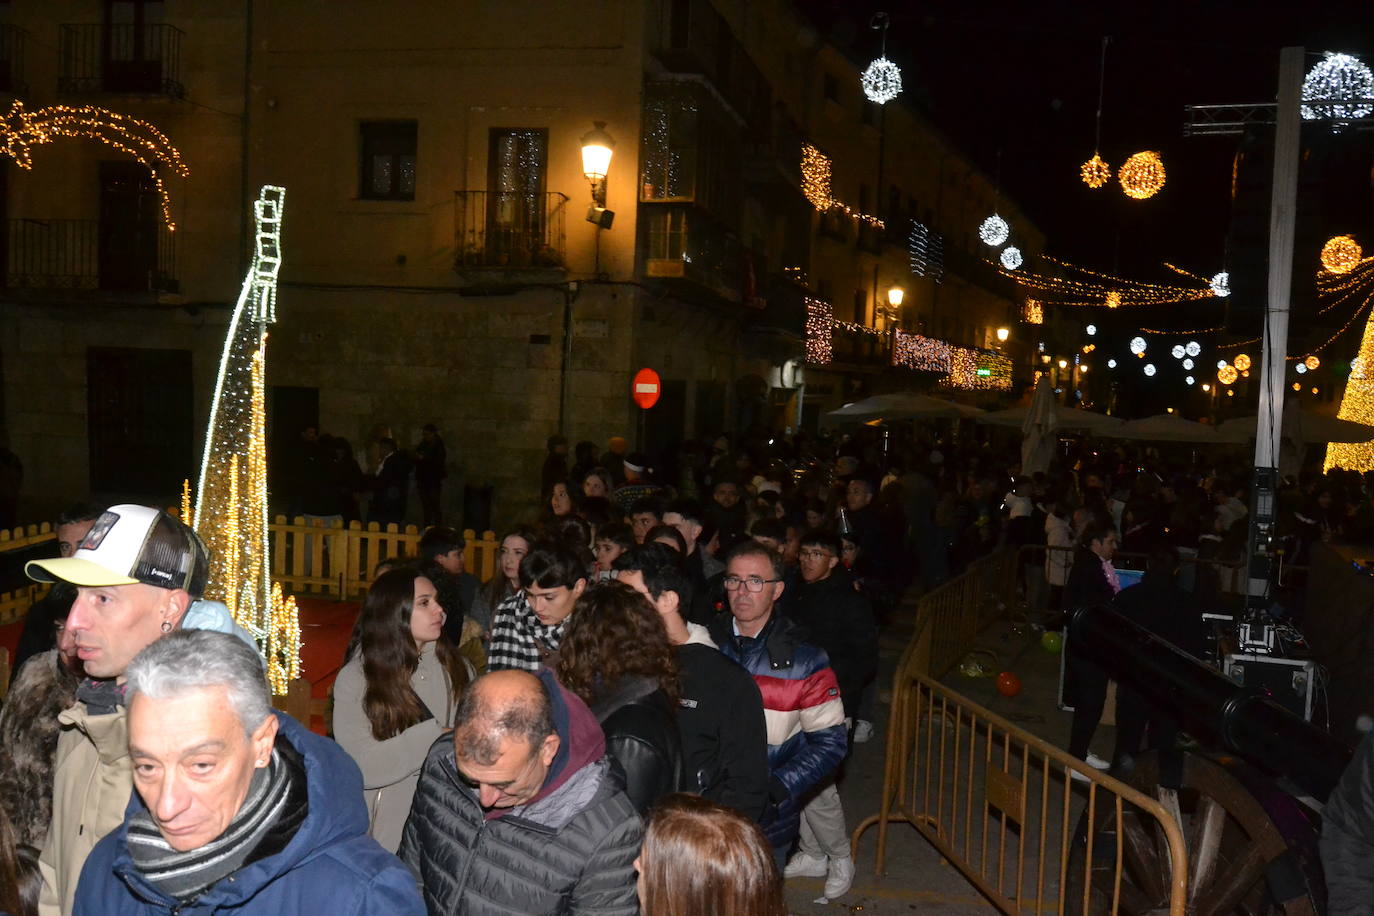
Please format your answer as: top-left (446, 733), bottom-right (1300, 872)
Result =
top-left (75, 677), bottom-right (128, 715)
top-left (486, 591), bottom-right (565, 672)
top-left (126, 742), bottom-right (308, 904)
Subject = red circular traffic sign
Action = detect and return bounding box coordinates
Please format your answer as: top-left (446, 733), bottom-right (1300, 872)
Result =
top-left (632, 368), bottom-right (661, 409)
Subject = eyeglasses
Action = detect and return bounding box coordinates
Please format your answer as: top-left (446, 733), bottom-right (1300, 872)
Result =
top-left (723, 575), bottom-right (781, 592)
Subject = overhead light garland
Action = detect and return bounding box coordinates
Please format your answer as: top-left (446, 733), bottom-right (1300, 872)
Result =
top-left (1118, 151), bottom-right (1166, 199)
top-left (0, 100), bottom-right (189, 229)
top-left (801, 143), bottom-right (883, 226)
top-left (908, 220), bottom-right (945, 281)
top-left (194, 186), bottom-right (300, 694)
top-left (1000, 255), bottom-right (1214, 307)
top-left (1301, 52), bottom-right (1374, 124)
top-left (860, 13), bottom-right (902, 104)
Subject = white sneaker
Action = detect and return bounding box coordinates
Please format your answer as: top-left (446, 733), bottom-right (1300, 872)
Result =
top-left (824, 855), bottom-right (855, 899)
top-left (852, 719), bottom-right (875, 743)
top-left (1069, 768), bottom-right (1090, 783)
top-left (1085, 753), bottom-right (1111, 771)
top-left (783, 851), bottom-right (828, 879)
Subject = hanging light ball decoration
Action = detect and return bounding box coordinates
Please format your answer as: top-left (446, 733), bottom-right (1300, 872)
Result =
top-left (1233, 353), bottom-right (1252, 371)
top-left (1305, 355), bottom-right (1321, 370)
top-left (1144, 363), bottom-right (1157, 377)
top-left (1321, 235), bottom-right (1363, 274)
top-left (1186, 340), bottom-right (1202, 357)
top-left (1086, 324), bottom-right (1097, 336)
top-left (1186, 376), bottom-right (1196, 385)
top-left (979, 214), bottom-right (1010, 246)
top-left (1183, 358), bottom-right (1194, 370)
top-left (1210, 272), bottom-right (1230, 297)
top-left (1171, 344), bottom-right (1186, 359)
top-left (860, 56), bottom-right (903, 104)
top-left (1080, 153), bottom-right (1111, 189)
top-left (1000, 246), bottom-right (1023, 270)
top-left (1107, 358), bottom-right (1118, 369)
top-left (1129, 336), bottom-right (1147, 355)
top-left (1301, 52), bottom-right (1374, 122)
top-left (1218, 365), bottom-right (1239, 385)
top-left (1118, 151), bottom-right (1166, 200)
top-left (1296, 363), bottom-right (1308, 375)
top-left (1217, 359), bottom-right (1229, 370)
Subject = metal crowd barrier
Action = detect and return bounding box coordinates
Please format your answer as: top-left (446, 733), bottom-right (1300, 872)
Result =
top-left (852, 547), bottom-right (1189, 915)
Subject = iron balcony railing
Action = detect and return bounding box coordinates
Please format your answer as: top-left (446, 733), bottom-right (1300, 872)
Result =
top-left (58, 23), bottom-right (184, 97)
top-left (0, 25), bottom-right (29, 96)
top-left (5, 218), bottom-right (176, 293)
top-left (453, 191), bottom-right (567, 270)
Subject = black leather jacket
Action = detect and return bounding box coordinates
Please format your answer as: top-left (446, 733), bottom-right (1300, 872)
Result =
top-left (591, 677), bottom-right (683, 815)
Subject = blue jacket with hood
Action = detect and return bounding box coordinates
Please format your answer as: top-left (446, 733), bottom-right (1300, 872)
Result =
top-left (72, 712), bottom-right (423, 915)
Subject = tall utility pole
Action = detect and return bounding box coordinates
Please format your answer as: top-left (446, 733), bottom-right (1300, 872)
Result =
top-left (1243, 47), bottom-right (1303, 621)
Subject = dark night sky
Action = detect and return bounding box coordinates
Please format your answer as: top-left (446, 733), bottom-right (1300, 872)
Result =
top-left (800, 0), bottom-right (1374, 285)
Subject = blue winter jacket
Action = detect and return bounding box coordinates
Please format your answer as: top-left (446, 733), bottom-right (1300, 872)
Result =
top-left (708, 611), bottom-right (847, 849)
top-left (73, 712), bottom-right (424, 915)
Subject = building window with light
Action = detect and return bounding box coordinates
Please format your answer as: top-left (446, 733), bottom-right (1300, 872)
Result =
top-left (359, 121), bottom-right (417, 201)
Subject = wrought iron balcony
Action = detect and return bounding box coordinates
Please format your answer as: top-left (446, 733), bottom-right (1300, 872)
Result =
top-left (453, 191), bottom-right (567, 271)
top-left (58, 23), bottom-right (184, 98)
top-left (0, 26), bottom-right (29, 97)
top-left (4, 218), bottom-right (176, 293)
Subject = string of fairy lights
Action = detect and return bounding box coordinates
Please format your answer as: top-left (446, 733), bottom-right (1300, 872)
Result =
top-left (0, 100), bottom-right (188, 229)
top-left (802, 143), bottom-right (884, 226)
top-left (193, 186), bottom-right (300, 695)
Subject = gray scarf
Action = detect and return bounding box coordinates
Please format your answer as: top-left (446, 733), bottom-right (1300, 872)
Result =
top-left (126, 743), bottom-right (306, 904)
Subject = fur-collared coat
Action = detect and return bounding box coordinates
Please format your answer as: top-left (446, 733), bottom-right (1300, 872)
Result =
top-left (0, 649), bottom-right (79, 847)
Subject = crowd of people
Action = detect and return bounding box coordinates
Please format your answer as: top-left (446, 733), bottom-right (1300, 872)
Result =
top-left (6, 415), bottom-right (1374, 914)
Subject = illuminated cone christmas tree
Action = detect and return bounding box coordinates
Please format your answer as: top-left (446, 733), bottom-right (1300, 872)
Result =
top-left (193, 186), bottom-right (300, 692)
top-left (1325, 307), bottom-right (1374, 472)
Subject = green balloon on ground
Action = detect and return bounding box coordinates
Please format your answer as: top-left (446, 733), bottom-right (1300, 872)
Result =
top-left (1041, 631), bottom-right (1063, 653)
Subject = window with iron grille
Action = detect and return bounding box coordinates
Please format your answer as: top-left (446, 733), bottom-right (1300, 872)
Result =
top-left (359, 121), bottom-right (417, 201)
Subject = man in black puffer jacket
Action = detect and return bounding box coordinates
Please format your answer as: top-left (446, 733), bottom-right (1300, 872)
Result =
top-left (399, 668), bottom-right (641, 916)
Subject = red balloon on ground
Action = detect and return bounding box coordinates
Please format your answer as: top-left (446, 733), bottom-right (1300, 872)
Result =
top-left (995, 671), bottom-right (1022, 697)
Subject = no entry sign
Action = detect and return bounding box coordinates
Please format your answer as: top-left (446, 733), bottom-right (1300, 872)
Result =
top-left (632, 368), bottom-right (661, 409)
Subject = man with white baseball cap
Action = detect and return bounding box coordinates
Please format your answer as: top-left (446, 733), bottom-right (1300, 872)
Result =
top-left (24, 504), bottom-right (247, 916)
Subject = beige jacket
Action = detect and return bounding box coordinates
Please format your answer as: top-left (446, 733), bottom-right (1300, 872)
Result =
top-left (38, 702), bottom-right (130, 916)
top-left (332, 644), bottom-right (467, 853)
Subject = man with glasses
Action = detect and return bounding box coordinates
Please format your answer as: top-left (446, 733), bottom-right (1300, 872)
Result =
top-left (707, 542), bottom-right (848, 896)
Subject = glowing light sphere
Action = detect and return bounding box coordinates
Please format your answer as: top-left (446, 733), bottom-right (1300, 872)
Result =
top-left (1186, 341), bottom-right (1202, 357)
top-left (1233, 353), bottom-right (1252, 371)
top-left (1107, 358), bottom-right (1117, 368)
top-left (1144, 363), bottom-right (1157, 377)
top-left (861, 56), bottom-right (903, 104)
top-left (979, 214), bottom-right (1010, 247)
top-left (1293, 382), bottom-right (1302, 391)
top-left (1186, 376), bottom-right (1195, 385)
top-left (1183, 358), bottom-right (1194, 370)
top-left (1322, 235), bottom-right (1363, 274)
top-left (1301, 52), bottom-right (1374, 122)
top-left (1171, 344), bottom-right (1186, 359)
top-left (1080, 153), bottom-right (1111, 189)
top-left (1218, 365), bottom-right (1239, 385)
top-left (1000, 246), bottom-right (1023, 270)
top-left (1105, 291), bottom-right (1121, 309)
top-left (1086, 324), bottom-right (1097, 336)
top-left (1296, 363), bottom-right (1308, 374)
top-left (1306, 355), bottom-right (1321, 370)
top-left (1217, 359), bottom-right (1229, 370)
top-left (1118, 151), bottom-right (1166, 200)
top-left (1210, 272), bottom-right (1230, 297)
top-left (1129, 336), bottom-right (1147, 355)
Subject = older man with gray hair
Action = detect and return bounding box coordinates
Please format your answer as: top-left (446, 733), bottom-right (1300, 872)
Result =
top-left (73, 629), bottom-right (423, 915)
